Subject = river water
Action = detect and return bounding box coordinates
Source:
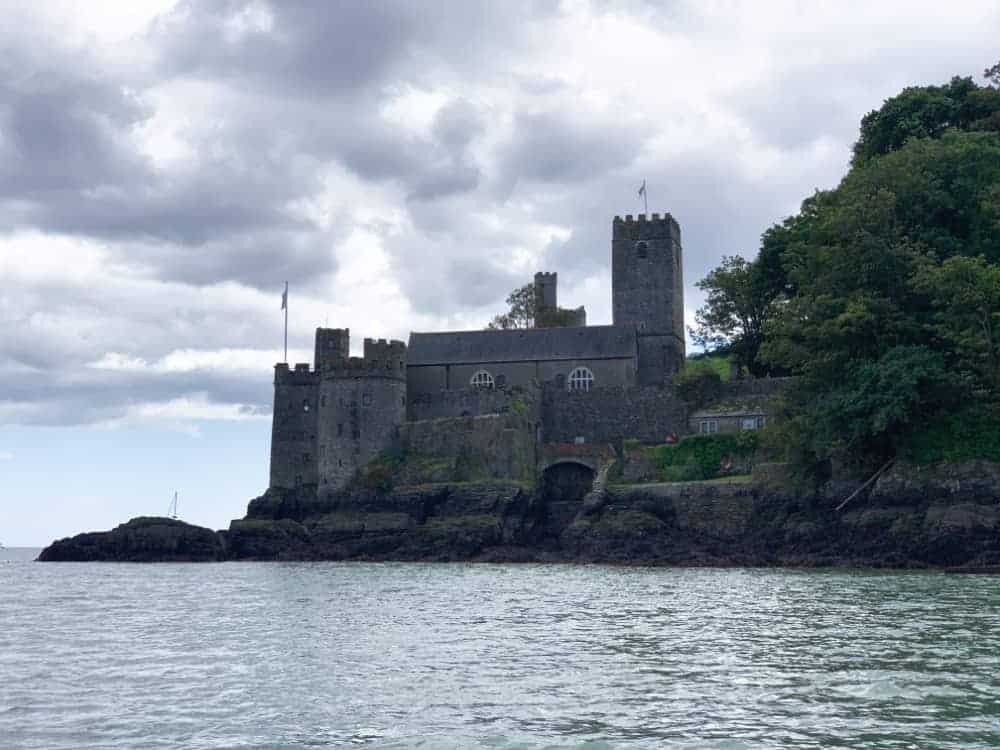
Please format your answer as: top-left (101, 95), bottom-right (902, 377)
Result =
top-left (2, 552), bottom-right (999, 749)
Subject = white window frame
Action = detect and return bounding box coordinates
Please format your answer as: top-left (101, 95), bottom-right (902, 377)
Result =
top-left (700, 419), bottom-right (718, 434)
top-left (567, 367), bottom-right (595, 392)
top-left (470, 370), bottom-right (495, 389)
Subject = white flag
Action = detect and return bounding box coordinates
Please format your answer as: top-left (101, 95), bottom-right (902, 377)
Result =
top-left (281, 282), bottom-right (288, 310)
top-left (638, 180), bottom-right (646, 197)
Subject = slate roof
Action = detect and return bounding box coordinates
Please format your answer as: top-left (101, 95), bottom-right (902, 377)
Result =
top-left (407, 325), bottom-right (637, 366)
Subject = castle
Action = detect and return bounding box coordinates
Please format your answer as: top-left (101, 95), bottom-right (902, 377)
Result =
top-left (269, 213), bottom-right (690, 494)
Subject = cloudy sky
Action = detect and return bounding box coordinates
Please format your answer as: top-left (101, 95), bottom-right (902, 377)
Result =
top-left (2, 0), bottom-right (998, 544)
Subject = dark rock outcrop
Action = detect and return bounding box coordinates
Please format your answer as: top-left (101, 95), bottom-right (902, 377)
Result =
top-left (38, 517), bottom-right (224, 562)
top-left (37, 462), bottom-right (1000, 569)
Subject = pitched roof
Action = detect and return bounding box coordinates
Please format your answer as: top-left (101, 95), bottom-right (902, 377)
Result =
top-left (407, 325), bottom-right (637, 366)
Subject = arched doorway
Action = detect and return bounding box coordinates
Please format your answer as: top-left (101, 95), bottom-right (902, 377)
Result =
top-left (540, 461), bottom-right (595, 534)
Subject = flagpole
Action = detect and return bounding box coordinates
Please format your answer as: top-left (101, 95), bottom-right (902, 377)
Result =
top-left (283, 281), bottom-right (288, 363)
top-left (643, 180), bottom-right (648, 215)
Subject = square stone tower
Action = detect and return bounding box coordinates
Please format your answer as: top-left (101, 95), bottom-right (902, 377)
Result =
top-left (611, 213), bottom-right (685, 384)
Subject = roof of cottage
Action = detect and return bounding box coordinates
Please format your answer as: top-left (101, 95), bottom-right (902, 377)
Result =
top-left (407, 324), bottom-right (637, 366)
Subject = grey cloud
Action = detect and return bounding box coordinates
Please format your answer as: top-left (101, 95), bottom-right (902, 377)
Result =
top-left (0, 367), bottom-right (273, 426)
top-left (500, 111), bottom-right (647, 185)
top-left (0, 59), bottom-right (151, 196)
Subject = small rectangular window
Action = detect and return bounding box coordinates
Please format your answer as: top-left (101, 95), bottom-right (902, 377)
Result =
top-left (337, 423), bottom-right (343, 436)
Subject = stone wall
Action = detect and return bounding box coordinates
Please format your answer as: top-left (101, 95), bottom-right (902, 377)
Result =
top-left (270, 364), bottom-right (319, 489)
top-left (317, 371), bottom-right (406, 497)
top-left (541, 384), bottom-right (688, 444)
top-left (398, 414), bottom-right (536, 483)
top-left (719, 377), bottom-right (795, 399)
top-left (406, 385), bottom-right (539, 422)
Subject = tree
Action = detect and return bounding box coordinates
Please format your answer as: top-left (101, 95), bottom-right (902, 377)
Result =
top-left (852, 76), bottom-right (1000, 166)
top-left (487, 283), bottom-right (581, 330)
top-left (692, 255), bottom-right (777, 376)
top-left (797, 346), bottom-right (964, 464)
top-left (986, 61), bottom-right (1000, 87)
top-left (488, 283), bottom-right (536, 329)
top-left (912, 255), bottom-right (1000, 388)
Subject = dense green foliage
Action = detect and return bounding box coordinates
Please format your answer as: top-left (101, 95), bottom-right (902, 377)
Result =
top-left (695, 68), bottom-right (1000, 471)
top-left (685, 353), bottom-right (733, 380)
top-left (901, 406), bottom-right (1000, 463)
top-left (673, 364), bottom-right (724, 406)
top-left (650, 433), bottom-right (758, 482)
top-left (852, 76), bottom-right (1000, 166)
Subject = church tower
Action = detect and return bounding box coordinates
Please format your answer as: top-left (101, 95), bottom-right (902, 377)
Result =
top-left (611, 213), bottom-right (685, 384)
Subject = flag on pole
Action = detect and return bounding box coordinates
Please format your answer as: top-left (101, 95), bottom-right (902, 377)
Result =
top-left (638, 180), bottom-right (646, 198)
top-left (281, 282), bottom-right (288, 310)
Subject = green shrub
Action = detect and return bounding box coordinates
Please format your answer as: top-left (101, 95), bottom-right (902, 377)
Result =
top-left (901, 406), bottom-right (1000, 463)
top-left (673, 366), bottom-right (724, 406)
top-left (509, 398), bottom-right (529, 417)
top-left (650, 432), bottom-right (759, 481)
top-left (358, 446), bottom-right (407, 492)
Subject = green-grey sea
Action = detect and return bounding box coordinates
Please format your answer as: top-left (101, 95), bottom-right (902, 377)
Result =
top-left (1, 550), bottom-right (999, 749)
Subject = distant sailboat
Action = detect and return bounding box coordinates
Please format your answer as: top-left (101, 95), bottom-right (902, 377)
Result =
top-left (167, 491), bottom-right (179, 520)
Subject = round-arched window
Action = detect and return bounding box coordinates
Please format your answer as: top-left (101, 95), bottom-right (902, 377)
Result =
top-left (470, 370), bottom-right (495, 389)
top-left (635, 241), bottom-right (648, 259)
top-left (568, 367), bottom-right (594, 392)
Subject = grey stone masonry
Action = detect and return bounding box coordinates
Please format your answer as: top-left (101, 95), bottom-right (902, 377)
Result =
top-left (270, 363), bottom-right (319, 489)
top-left (612, 213), bottom-right (685, 384)
top-left (541, 384), bottom-right (688, 444)
top-left (316, 333), bottom-right (407, 497)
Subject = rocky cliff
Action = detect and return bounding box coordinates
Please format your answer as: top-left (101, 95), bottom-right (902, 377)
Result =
top-left (38, 462), bottom-right (1000, 568)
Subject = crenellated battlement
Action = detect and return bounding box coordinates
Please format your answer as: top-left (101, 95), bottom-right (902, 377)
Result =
top-left (314, 328), bottom-right (351, 372)
top-left (612, 212), bottom-right (680, 241)
top-left (274, 362), bottom-right (320, 385)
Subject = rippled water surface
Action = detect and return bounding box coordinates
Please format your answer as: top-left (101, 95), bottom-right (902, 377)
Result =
top-left (2, 552), bottom-right (1000, 749)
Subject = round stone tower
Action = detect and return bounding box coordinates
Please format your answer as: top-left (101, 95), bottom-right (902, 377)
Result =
top-left (316, 335), bottom-right (407, 497)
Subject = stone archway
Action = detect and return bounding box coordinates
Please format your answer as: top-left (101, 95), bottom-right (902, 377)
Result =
top-left (539, 461), bottom-right (596, 534)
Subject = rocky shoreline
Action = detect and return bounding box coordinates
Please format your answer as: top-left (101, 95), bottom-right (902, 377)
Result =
top-left (37, 461), bottom-right (1000, 569)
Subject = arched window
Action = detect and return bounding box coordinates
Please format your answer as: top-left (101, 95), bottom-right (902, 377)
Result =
top-left (470, 370), bottom-right (495, 389)
top-left (635, 241), bottom-right (648, 259)
top-left (568, 367), bottom-right (594, 392)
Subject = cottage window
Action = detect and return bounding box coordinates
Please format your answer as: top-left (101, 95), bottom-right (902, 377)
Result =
top-left (740, 416), bottom-right (766, 431)
top-left (699, 420), bottom-right (718, 434)
top-left (568, 367), bottom-right (594, 392)
top-left (470, 370), bottom-right (495, 389)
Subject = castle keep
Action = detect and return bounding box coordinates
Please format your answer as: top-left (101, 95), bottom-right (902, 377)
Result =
top-left (270, 213), bottom-right (690, 494)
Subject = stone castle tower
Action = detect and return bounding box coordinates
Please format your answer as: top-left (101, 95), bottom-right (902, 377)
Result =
top-left (611, 213), bottom-right (685, 384)
top-left (269, 329), bottom-right (406, 496)
top-left (316, 333), bottom-right (406, 498)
